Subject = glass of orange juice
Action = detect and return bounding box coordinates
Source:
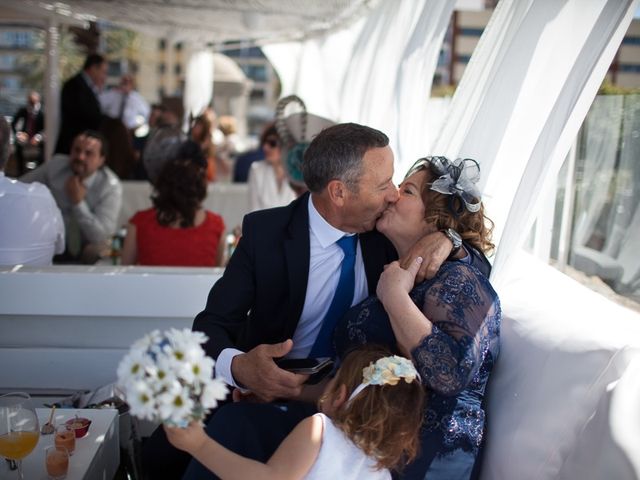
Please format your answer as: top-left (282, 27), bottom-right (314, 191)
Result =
top-left (54, 425), bottom-right (75, 456)
top-left (0, 392), bottom-right (40, 480)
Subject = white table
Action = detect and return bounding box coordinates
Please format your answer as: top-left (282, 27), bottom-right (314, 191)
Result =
top-left (0, 408), bottom-right (120, 480)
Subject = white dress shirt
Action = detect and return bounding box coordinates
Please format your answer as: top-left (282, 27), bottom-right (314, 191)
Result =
top-left (21, 155), bottom-right (123, 248)
top-left (247, 161), bottom-right (297, 212)
top-left (0, 172), bottom-right (65, 265)
top-left (100, 89), bottom-right (150, 130)
top-left (216, 195), bottom-right (368, 387)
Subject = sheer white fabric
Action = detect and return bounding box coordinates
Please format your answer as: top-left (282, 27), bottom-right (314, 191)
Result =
top-left (264, 0), bottom-right (454, 182)
top-left (183, 50), bottom-right (214, 124)
top-left (571, 94), bottom-right (640, 297)
top-left (431, 0), bottom-right (637, 284)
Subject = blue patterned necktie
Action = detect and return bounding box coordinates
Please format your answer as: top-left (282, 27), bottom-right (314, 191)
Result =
top-left (309, 234), bottom-right (357, 358)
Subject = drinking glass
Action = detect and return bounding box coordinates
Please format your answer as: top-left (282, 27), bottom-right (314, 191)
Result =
top-left (45, 445), bottom-right (69, 480)
top-left (54, 425), bottom-right (75, 456)
top-left (0, 392), bottom-right (40, 480)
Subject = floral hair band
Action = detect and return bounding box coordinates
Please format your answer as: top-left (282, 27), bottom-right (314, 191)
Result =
top-left (347, 355), bottom-right (420, 403)
top-left (406, 156), bottom-right (482, 213)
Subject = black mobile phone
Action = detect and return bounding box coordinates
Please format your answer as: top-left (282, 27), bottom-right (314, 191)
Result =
top-left (275, 357), bottom-right (334, 384)
top-left (275, 357), bottom-right (333, 374)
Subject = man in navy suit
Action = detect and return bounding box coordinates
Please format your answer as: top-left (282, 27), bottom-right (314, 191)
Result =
top-left (55, 53), bottom-right (106, 155)
top-left (143, 123), bottom-right (488, 479)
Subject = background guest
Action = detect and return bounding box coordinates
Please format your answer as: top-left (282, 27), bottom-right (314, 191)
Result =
top-left (0, 117), bottom-right (64, 266)
top-left (121, 158), bottom-right (226, 267)
top-left (55, 53), bottom-right (107, 155)
top-left (100, 74), bottom-right (150, 134)
top-left (189, 113), bottom-right (217, 182)
top-left (99, 117), bottom-right (136, 179)
top-left (247, 123), bottom-right (296, 211)
top-left (232, 122), bottom-right (272, 183)
top-left (142, 108), bottom-right (185, 184)
top-left (11, 90), bottom-right (44, 175)
top-left (213, 114), bottom-right (236, 182)
top-left (22, 130), bottom-right (122, 264)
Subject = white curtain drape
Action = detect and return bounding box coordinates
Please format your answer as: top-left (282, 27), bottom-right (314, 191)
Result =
top-left (571, 94), bottom-right (640, 295)
top-left (264, 0), bottom-right (455, 182)
top-left (572, 95), bottom-right (625, 246)
top-left (183, 50), bottom-right (215, 126)
top-left (431, 0), bottom-right (637, 285)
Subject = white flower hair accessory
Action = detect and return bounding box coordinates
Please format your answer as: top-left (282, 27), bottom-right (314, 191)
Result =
top-left (406, 156), bottom-right (482, 213)
top-left (348, 355), bottom-right (420, 403)
top-left (117, 328), bottom-right (228, 427)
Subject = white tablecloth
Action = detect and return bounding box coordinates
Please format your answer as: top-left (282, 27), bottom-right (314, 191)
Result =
top-left (118, 181), bottom-right (250, 233)
top-left (0, 408), bottom-right (119, 480)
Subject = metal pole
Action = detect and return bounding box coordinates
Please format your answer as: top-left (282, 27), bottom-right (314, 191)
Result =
top-left (557, 138), bottom-right (578, 269)
top-left (44, 16), bottom-right (60, 162)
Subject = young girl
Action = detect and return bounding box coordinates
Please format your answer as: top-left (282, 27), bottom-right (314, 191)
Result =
top-left (164, 346), bottom-right (425, 480)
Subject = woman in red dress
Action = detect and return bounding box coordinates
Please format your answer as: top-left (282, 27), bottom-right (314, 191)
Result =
top-left (121, 159), bottom-right (226, 266)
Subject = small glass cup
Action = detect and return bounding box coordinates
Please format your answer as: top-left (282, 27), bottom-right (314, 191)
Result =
top-left (45, 445), bottom-right (69, 480)
top-left (54, 425), bottom-right (75, 456)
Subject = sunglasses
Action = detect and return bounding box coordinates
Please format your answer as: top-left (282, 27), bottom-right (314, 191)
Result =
top-left (263, 138), bottom-right (280, 148)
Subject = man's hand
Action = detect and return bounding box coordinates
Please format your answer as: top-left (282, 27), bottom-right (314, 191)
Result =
top-left (399, 231), bottom-right (453, 282)
top-left (65, 175), bottom-right (87, 205)
top-left (230, 339), bottom-right (308, 402)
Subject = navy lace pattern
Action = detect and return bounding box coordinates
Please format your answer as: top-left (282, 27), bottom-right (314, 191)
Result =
top-left (335, 261), bottom-right (501, 477)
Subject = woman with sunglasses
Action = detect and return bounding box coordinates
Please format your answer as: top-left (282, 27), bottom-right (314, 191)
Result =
top-left (335, 156), bottom-right (501, 480)
top-left (248, 123), bottom-right (297, 212)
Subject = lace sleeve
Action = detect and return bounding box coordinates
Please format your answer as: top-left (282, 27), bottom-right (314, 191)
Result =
top-left (411, 263), bottom-right (500, 396)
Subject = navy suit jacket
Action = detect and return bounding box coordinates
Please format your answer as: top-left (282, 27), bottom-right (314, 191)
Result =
top-left (55, 73), bottom-right (103, 154)
top-left (193, 193), bottom-right (398, 360)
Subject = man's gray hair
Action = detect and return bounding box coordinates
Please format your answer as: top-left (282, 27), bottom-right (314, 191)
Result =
top-left (0, 117), bottom-right (10, 170)
top-left (302, 123), bottom-right (389, 193)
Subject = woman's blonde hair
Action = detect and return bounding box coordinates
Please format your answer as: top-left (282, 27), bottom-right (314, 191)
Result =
top-left (328, 345), bottom-right (425, 472)
top-left (416, 165), bottom-right (495, 255)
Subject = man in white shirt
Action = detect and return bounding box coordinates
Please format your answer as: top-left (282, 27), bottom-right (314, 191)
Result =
top-left (22, 131), bottom-right (122, 263)
top-left (100, 74), bottom-right (150, 131)
top-left (0, 118), bottom-right (64, 266)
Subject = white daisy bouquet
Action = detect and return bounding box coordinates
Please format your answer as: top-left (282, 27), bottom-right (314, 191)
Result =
top-left (117, 329), bottom-right (228, 426)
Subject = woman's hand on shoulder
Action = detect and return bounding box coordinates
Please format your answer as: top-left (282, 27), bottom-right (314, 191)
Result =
top-left (377, 257), bottom-right (423, 306)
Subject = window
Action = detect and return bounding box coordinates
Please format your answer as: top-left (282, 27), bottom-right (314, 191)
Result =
top-left (158, 39), bottom-right (166, 50)
top-left (618, 63), bottom-right (640, 73)
top-left (108, 61), bottom-right (121, 76)
top-left (158, 63), bottom-right (166, 74)
top-left (459, 28), bottom-right (484, 37)
top-left (0, 55), bottom-right (16, 70)
top-left (0, 76), bottom-right (21, 89)
top-left (0, 30), bottom-right (34, 48)
top-left (621, 36), bottom-right (640, 46)
top-left (175, 42), bottom-right (183, 51)
top-left (241, 64), bottom-right (268, 82)
top-left (249, 89), bottom-right (265, 101)
top-left (174, 63), bottom-right (182, 75)
top-left (221, 46), bottom-right (265, 59)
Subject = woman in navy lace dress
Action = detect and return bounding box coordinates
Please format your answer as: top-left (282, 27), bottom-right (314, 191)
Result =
top-left (334, 156), bottom-right (501, 480)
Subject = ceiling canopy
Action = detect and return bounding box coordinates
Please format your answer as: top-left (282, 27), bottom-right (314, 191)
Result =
top-left (4, 0), bottom-right (377, 46)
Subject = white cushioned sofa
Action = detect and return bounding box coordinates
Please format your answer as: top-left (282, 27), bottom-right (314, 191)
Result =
top-left (1, 252), bottom-right (638, 479)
